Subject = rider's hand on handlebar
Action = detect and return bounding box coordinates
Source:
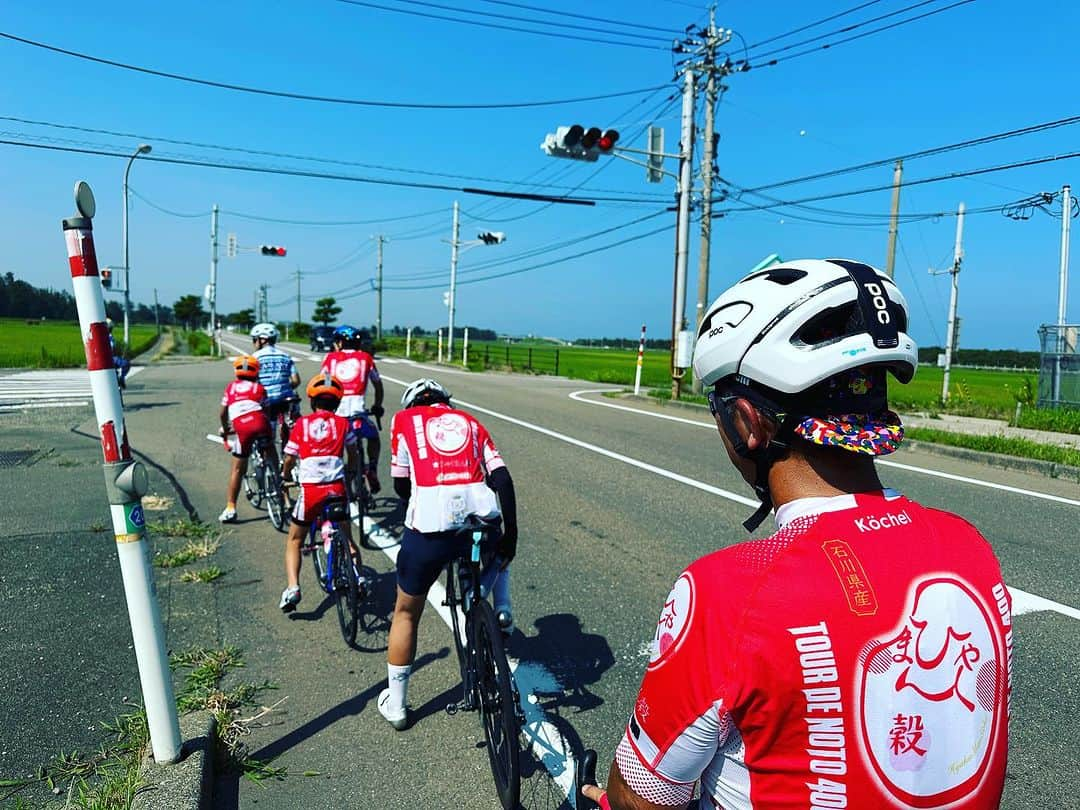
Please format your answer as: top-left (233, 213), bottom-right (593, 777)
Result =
top-left (370, 404), bottom-right (385, 419)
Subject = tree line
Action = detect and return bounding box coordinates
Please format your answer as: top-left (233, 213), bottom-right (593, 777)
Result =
top-left (0, 272), bottom-right (173, 324)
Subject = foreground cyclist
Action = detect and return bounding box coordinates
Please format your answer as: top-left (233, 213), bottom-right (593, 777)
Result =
top-left (250, 322), bottom-right (301, 447)
top-left (278, 373), bottom-right (361, 613)
top-left (581, 259), bottom-right (1012, 810)
top-left (378, 378), bottom-right (518, 730)
top-left (320, 325), bottom-right (385, 494)
top-left (218, 355), bottom-right (273, 523)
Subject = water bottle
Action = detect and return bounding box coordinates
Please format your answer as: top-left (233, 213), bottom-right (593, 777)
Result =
top-left (321, 521), bottom-right (334, 554)
top-left (448, 493), bottom-right (467, 526)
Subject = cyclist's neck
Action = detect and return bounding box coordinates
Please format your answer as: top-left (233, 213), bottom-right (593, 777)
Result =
top-left (767, 448), bottom-right (884, 511)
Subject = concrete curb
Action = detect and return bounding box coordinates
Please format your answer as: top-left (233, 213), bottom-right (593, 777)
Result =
top-left (132, 712), bottom-right (216, 810)
top-left (624, 393), bottom-right (1080, 483)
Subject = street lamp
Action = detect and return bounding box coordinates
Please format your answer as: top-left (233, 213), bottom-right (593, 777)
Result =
top-left (122, 143), bottom-right (152, 344)
top-left (445, 200), bottom-right (505, 359)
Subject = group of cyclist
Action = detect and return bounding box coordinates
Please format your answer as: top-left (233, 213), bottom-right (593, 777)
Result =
top-left (213, 257), bottom-right (1011, 809)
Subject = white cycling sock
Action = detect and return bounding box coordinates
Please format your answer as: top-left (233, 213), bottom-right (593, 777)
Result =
top-left (493, 567), bottom-right (511, 612)
top-left (387, 664), bottom-right (411, 709)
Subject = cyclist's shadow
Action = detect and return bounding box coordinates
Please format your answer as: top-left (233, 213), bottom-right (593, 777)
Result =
top-left (511, 613), bottom-right (614, 714)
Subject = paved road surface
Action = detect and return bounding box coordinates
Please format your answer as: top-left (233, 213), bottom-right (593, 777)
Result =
top-left (3, 343), bottom-right (1077, 808)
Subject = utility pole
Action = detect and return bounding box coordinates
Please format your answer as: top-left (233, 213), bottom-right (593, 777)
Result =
top-left (885, 160), bottom-right (903, 278)
top-left (670, 67), bottom-right (696, 400)
top-left (295, 266), bottom-right (302, 326)
top-left (375, 235), bottom-right (386, 340)
top-left (693, 8), bottom-right (724, 394)
top-left (937, 202), bottom-right (965, 403)
top-left (448, 202), bottom-right (461, 360)
top-left (1055, 184), bottom-right (1072, 404)
top-left (209, 204), bottom-right (219, 354)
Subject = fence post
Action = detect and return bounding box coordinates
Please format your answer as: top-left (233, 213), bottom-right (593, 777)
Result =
top-left (406, 327), bottom-right (412, 358)
top-left (438, 329), bottom-right (443, 363)
top-left (61, 181), bottom-right (183, 764)
top-left (463, 327), bottom-right (469, 368)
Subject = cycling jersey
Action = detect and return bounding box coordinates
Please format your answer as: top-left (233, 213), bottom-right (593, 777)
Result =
top-left (284, 411), bottom-right (355, 484)
top-left (389, 403), bottom-right (504, 533)
top-left (620, 490), bottom-right (1011, 810)
top-left (319, 349), bottom-right (380, 417)
top-left (253, 345), bottom-right (298, 403)
top-left (221, 380), bottom-right (266, 422)
top-left (221, 380), bottom-right (270, 457)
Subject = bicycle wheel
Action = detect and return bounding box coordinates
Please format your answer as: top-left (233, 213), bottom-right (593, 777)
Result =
top-left (471, 599), bottom-right (521, 810)
top-left (332, 533), bottom-right (360, 646)
top-left (447, 563), bottom-right (471, 695)
top-left (311, 523), bottom-right (331, 594)
top-left (243, 455), bottom-right (263, 508)
top-left (263, 463), bottom-right (287, 532)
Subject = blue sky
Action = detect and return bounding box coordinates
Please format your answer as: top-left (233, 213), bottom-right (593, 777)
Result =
top-left (1, 0), bottom-right (1077, 349)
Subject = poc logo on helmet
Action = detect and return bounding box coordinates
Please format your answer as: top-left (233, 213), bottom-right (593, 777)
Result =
top-left (863, 282), bottom-right (891, 325)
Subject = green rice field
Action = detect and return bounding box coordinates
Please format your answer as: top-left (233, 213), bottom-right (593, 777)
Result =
top-left (0, 318), bottom-right (159, 368)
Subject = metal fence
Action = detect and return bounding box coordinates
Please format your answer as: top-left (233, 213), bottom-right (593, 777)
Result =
top-left (1037, 324), bottom-right (1080, 408)
top-left (474, 344), bottom-right (560, 375)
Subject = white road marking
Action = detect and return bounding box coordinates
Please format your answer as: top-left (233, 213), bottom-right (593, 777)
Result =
top-left (206, 433), bottom-right (224, 445)
top-left (0, 367), bottom-right (143, 410)
top-left (1010, 589), bottom-right (1080, 620)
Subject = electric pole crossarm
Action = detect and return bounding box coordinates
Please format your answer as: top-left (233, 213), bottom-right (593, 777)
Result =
top-left (608, 151), bottom-right (680, 179)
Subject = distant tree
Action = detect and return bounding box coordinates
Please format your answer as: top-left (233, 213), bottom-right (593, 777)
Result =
top-left (226, 308), bottom-right (256, 330)
top-left (105, 301), bottom-right (123, 322)
top-left (173, 295), bottom-right (205, 329)
top-left (312, 297), bottom-right (342, 325)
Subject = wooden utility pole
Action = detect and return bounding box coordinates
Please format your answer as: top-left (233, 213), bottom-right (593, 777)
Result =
top-left (885, 160), bottom-right (903, 278)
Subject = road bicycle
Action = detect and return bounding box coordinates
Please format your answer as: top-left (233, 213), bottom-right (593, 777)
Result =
top-left (241, 434), bottom-right (287, 532)
top-left (443, 515), bottom-right (523, 810)
top-left (346, 413), bottom-right (380, 546)
top-left (301, 496), bottom-right (378, 647)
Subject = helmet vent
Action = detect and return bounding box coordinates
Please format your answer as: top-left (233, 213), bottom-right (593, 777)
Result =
top-left (743, 267), bottom-right (808, 286)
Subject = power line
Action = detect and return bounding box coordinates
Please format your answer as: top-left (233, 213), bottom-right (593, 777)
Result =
top-left (0, 31), bottom-right (668, 108)
top-left (471, 0), bottom-right (683, 36)
top-left (220, 207), bottom-right (447, 227)
top-left (737, 114), bottom-right (1080, 193)
top-left (334, 0), bottom-right (668, 50)
top-left (746, 0), bottom-right (887, 49)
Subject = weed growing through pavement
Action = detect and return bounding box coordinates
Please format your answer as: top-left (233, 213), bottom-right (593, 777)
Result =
top-left (153, 537), bottom-right (221, 568)
top-left (87, 519), bottom-right (108, 534)
top-left (147, 517), bottom-right (217, 539)
top-left (180, 565), bottom-right (225, 584)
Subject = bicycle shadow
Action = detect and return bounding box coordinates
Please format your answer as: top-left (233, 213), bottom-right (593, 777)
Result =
top-left (510, 613), bottom-right (615, 714)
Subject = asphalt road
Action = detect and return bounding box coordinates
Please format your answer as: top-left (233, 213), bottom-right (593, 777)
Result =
top-left (3, 343), bottom-right (1078, 808)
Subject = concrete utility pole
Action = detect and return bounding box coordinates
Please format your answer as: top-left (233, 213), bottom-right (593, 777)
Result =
top-left (693, 8), bottom-right (724, 394)
top-left (448, 202), bottom-right (461, 360)
top-left (152, 287), bottom-right (160, 337)
top-left (121, 144), bottom-right (152, 345)
top-left (670, 67), bottom-right (696, 400)
top-left (295, 266), bottom-right (302, 325)
top-left (209, 204), bottom-right (219, 353)
top-left (375, 235), bottom-right (386, 340)
top-left (1055, 184), bottom-right (1072, 404)
top-left (940, 202), bottom-right (965, 403)
top-left (885, 160), bottom-right (903, 278)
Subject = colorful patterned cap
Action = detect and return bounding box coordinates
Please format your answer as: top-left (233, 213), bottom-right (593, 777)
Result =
top-left (793, 411), bottom-right (905, 456)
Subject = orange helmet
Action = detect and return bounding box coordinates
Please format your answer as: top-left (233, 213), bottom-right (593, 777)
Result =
top-left (233, 354), bottom-right (260, 379)
top-left (306, 372), bottom-right (344, 403)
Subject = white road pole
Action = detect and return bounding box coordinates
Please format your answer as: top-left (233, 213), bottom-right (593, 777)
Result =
top-left (634, 323), bottom-right (647, 396)
top-left (671, 68), bottom-right (696, 399)
top-left (62, 181), bottom-right (182, 764)
top-left (406, 327), bottom-right (412, 359)
top-left (942, 202), bottom-right (965, 403)
top-left (447, 201), bottom-right (461, 360)
top-left (1055, 185), bottom-right (1071, 404)
top-left (209, 204), bottom-right (219, 354)
top-left (463, 326), bottom-right (469, 368)
top-left (438, 328), bottom-right (444, 363)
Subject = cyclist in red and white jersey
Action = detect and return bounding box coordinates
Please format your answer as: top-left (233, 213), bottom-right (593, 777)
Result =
top-left (581, 259), bottom-right (1012, 810)
top-left (320, 325), bottom-right (385, 494)
top-left (377, 378), bottom-right (518, 730)
top-left (278, 372), bottom-right (361, 613)
top-left (217, 355), bottom-right (273, 523)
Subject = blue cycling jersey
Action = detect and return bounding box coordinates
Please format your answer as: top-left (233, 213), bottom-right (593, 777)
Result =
top-left (253, 346), bottom-right (298, 402)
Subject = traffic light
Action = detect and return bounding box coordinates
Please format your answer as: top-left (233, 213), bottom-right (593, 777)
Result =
top-left (260, 245), bottom-right (287, 257)
top-left (442, 291), bottom-right (450, 307)
top-left (100, 267), bottom-right (112, 289)
top-left (541, 125), bottom-right (620, 161)
top-left (477, 231), bottom-right (506, 245)
top-left (227, 233), bottom-right (237, 258)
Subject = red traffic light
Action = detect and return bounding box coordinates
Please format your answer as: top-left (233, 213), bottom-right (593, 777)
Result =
top-left (260, 245), bottom-right (287, 257)
top-left (100, 268), bottom-right (112, 289)
top-left (597, 129), bottom-right (620, 152)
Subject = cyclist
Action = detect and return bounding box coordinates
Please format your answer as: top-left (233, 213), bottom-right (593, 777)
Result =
top-left (377, 378), bottom-right (518, 731)
top-left (105, 318), bottom-right (131, 389)
top-left (250, 322), bottom-right (301, 447)
top-left (217, 355), bottom-right (273, 523)
top-left (278, 372), bottom-right (361, 613)
top-left (319, 324), bottom-right (385, 494)
top-left (580, 259), bottom-right (1012, 810)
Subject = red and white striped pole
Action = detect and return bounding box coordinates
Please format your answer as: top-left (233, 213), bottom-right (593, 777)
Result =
top-left (62, 182), bottom-right (182, 764)
top-left (633, 324), bottom-right (647, 396)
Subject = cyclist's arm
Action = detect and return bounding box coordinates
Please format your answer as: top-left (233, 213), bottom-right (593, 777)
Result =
top-left (393, 477), bottom-right (411, 500)
top-left (603, 766), bottom-right (690, 810)
top-left (370, 374), bottom-right (384, 414)
top-left (218, 403), bottom-right (230, 434)
top-left (281, 452), bottom-right (297, 481)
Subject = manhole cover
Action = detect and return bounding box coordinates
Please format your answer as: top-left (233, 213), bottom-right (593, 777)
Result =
top-left (0, 450), bottom-right (36, 468)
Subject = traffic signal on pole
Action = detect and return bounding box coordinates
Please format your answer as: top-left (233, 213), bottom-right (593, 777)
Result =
top-left (541, 125), bottom-right (620, 161)
top-left (227, 233), bottom-right (237, 258)
top-left (101, 268), bottom-right (112, 289)
top-left (477, 231), bottom-right (506, 245)
top-left (442, 291), bottom-right (450, 307)
top-left (260, 245), bottom-right (287, 257)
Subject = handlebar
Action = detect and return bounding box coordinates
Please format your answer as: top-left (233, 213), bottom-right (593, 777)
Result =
top-left (576, 749), bottom-right (601, 810)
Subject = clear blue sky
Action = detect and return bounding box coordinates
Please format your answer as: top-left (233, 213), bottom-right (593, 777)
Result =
top-left (1, 0), bottom-right (1077, 349)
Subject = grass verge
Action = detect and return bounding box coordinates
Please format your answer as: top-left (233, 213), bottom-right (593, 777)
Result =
top-left (905, 427), bottom-right (1080, 469)
top-left (180, 566), bottom-right (225, 584)
top-left (147, 518), bottom-right (217, 539)
top-left (153, 538), bottom-right (221, 569)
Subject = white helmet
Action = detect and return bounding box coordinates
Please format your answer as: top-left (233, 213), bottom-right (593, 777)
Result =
top-left (400, 378), bottom-right (451, 409)
top-left (250, 322), bottom-right (278, 342)
top-left (693, 258), bottom-right (917, 396)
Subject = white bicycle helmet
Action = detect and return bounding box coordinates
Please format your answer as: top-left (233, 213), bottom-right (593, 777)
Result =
top-left (693, 258), bottom-right (918, 531)
top-left (400, 378), bottom-right (451, 409)
top-left (250, 322), bottom-right (279, 342)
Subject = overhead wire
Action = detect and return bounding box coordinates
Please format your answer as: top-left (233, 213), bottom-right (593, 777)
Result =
top-left (745, 0), bottom-right (887, 49)
top-left (470, 0), bottom-right (683, 35)
top-left (0, 31), bottom-right (668, 107)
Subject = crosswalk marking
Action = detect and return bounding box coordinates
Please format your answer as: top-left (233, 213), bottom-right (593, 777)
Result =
top-left (0, 367), bottom-right (143, 411)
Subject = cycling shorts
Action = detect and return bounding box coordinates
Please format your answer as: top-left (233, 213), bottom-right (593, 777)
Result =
top-left (229, 412), bottom-right (271, 458)
top-left (348, 414), bottom-right (379, 441)
top-left (291, 480), bottom-right (347, 526)
top-left (396, 525), bottom-right (500, 596)
top-left (265, 397), bottom-right (300, 424)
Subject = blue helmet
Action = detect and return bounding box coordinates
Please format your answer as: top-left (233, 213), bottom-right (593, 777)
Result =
top-left (333, 324), bottom-right (360, 342)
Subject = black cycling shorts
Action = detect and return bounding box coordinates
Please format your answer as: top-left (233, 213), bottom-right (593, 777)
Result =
top-left (396, 525), bottom-right (499, 596)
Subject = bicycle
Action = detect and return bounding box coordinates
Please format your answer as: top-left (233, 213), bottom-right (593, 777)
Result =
top-left (443, 515), bottom-right (523, 810)
top-left (346, 412), bottom-right (380, 546)
top-left (301, 496), bottom-right (377, 647)
top-left (240, 434), bottom-right (288, 532)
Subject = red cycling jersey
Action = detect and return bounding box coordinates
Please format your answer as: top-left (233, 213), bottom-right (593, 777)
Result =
top-left (221, 380), bottom-right (270, 456)
top-left (319, 349), bottom-right (379, 417)
top-left (221, 379), bottom-right (266, 422)
top-left (389, 403), bottom-right (505, 533)
top-left (620, 490), bottom-right (1011, 810)
top-left (284, 410), bottom-right (355, 485)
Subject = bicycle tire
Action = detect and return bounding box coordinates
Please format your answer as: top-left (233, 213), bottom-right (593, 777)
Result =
top-left (311, 524), bottom-right (331, 595)
top-left (263, 463), bottom-right (287, 532)
top-left (333, 533), bottom-right (360, 646)
top-left (447, 562), bottom-right (471, 695)
top-left (243, 455), bottom-right (263, 508)
top-left (471, 599), bottom-right (521, 810)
